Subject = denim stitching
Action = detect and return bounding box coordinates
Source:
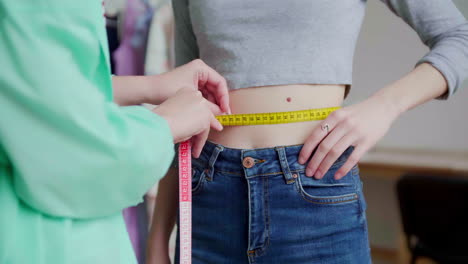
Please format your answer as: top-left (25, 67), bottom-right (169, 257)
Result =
top-left (352, 165), bottom-right (367, 216)
top-left (199, 146), bottom-right (352, 178)
top-left (245, 167), bottom-right (254, 262)
top-left (261, 176), bottom-right (271, 257)
top-left (248, 177), bottom-right (271, 260)
top-left (300, 193), bottom-right (359, 205)
top-left (296, 172), bottom-right (359, 205)
top-left (191, 169), bottom-right (206, 195)
top-left (207, 146), bottom-right (223, 181)
top-left (240, 143), bottom-right (303, 153)
top-left (249, 171), bottom-right (284, 177)
top-left (362, 215), bottom-right (372, 261)
top-left (212, 169), bottom-right (329, 178)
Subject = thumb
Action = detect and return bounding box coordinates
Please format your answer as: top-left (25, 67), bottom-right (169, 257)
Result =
top-left (206, 101), bottom-right (223, 116)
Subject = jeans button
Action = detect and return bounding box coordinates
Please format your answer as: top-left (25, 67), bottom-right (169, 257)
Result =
top-left (242, 157), bottom-right (255, 168)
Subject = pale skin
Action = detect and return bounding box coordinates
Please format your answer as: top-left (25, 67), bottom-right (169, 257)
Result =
top-left (300, 63), bottom-right (447, 180)
top-left (147, 62), bottom-right (448, 264)
top-left (112, 59), bottom-right (231, 155)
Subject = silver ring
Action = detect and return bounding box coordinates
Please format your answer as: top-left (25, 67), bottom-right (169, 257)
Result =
top-left (321, 123), bottom-right (330, 133)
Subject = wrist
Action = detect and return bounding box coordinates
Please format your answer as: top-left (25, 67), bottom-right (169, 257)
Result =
top-left (144, 75), bottom-right (164, 104)
top-left (370, 88), bottom-right (406, 118)
top-left (153, 107), bottom-right (178, 143)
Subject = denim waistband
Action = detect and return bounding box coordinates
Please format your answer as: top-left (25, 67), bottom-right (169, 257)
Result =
top-left (195, 141), bottom-right (354, 178)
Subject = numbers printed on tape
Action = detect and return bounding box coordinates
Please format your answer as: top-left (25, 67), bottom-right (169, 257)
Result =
top-left (179, 141), bottom-right (192, 264)
top-left (215, 107), bottom-right (340, 126)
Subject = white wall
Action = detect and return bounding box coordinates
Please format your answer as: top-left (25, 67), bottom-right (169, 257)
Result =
top-left (349, 0), bottom-right (468, 152)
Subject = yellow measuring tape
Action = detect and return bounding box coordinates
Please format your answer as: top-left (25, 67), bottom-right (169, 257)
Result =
top-left (215, 106), bottom-right (340, 126)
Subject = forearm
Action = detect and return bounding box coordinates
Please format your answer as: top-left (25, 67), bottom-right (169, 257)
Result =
top-left (112, 73), bottom-right (191, 106)
top-left (112, 75), bottom-right (155, 106)
top-left (112, 60), bottom-right (231, 115)
top-left (299, 63), bottom-right (450, 179)
top-left (147, 168), bottom-right (179, 263)
top-left (369, 63), bottom-right (448, 116)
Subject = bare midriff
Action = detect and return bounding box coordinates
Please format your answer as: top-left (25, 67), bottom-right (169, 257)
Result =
top-left (208, 84), bottom-right (346, 149)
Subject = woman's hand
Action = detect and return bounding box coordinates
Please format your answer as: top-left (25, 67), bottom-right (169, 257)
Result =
top-left (113, 59), bottom-right (231, 114)
top-left (298, 96), bottom-right (401, 180)
top-left (298, 63), bottom-right (449, 180)
top-left (151, 59), bottom-right (231, 114)
top-left (154, 87), bottom-right (223, 157)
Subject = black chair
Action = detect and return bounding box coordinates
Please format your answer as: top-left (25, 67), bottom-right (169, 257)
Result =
top-left (397, 174), bottom-right (468, 264)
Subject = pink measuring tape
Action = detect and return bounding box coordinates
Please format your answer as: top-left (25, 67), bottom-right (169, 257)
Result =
top-left (178, 141), bottom-right (192, 264)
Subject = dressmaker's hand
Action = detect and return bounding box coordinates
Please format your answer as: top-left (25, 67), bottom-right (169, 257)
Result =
top-left (154, 87), bottom-right (223, 157)
top-left (298, 97), bottom-right (400, 180)
top-left (153, 59), bottom-right (231, 114)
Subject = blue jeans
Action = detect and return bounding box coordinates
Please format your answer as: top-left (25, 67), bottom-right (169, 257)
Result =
top-left (176, 141), bottom-right (371, 264)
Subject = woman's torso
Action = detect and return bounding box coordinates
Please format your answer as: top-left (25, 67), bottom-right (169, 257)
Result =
top-left (184, 1), bottom-right (361, 148)
top-left (208, 84), bottom-right (345, 149)
top-left (177, 1), bottom-right (364, 148)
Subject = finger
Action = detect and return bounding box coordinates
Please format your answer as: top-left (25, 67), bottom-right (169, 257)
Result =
top-left (175, 136), bottom-right (191, 144)
top-left (199, 87), bottom-right (216, 105)
top-left (206, 81), bottom-right (230, 114)
top-left (298, 118), bottom-right (338, 165)
top-left (314, 134), bottom-right (356, 180)
top-left (334, 144), bottom-right (367, 180)
top-left (196, 64), bottom-right (231, 114)
top-left (206, 100), bottom-right (223, 116)
top-left (209, 114), bottom-right (223, 131)
top-left (206, 92), bottom-right (217, 106)
top-left (211, 87), bottom-right (231, 115)
top-left (205, 77), bottom-right (230, 113)
top-left (200, 88), bottom-right (210, 100)
top-left (305, 123), bottom-right (348, 178)
top-left (191, 129), bottom-right (209, 158)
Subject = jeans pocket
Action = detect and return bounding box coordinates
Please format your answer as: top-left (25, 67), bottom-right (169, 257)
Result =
top-left (296, 165), bottom-right (359, 205)
top-left (192, 160), bottom-right (208, 196)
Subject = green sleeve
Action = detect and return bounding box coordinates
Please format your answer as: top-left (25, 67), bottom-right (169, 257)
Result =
top-left (0, 1), bottom-right (174, 219)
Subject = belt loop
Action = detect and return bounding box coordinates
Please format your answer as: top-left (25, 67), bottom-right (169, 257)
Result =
top-left (275, 147), bottom-right (295, 184)
top-left (206, 144), bottom-right (224, 181)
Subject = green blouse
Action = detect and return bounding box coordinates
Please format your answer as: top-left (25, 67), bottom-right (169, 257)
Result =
top-left (0, 1), bottom-right (174, 263)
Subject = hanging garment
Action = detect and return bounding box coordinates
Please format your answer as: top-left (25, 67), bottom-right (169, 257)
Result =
top-left (145, 1), bottom-right (174, 76)
top-left (113, 0), bottom-right (154, 75)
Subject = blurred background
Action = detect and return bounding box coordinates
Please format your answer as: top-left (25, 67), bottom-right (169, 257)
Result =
top-left (104, 1), bottom-right (468, 263)
top-left (351, 1), bottom-right (468, 263)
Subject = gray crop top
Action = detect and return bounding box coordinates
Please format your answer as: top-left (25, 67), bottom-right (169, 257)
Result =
top-left (172, 0), bottom-right (468, 99)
